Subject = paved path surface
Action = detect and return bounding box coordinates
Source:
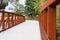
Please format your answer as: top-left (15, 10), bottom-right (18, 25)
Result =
top-left (0, 20), bottom-right (41, 40)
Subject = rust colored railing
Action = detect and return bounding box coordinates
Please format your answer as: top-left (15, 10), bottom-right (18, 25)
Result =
top-left (0, 10), bottom-right (25, 32)
top-left (39, 0), bottom-right (60, 40)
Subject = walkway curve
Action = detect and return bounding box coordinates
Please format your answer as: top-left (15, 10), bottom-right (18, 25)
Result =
top-left (0, 20), bottom-right (41, 40)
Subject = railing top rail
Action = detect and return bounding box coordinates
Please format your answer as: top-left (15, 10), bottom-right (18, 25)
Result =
top-left (0, 10), bottom-right (16, 14)
top-left (41, 0), bottom-right (60, 12)
top-left (0, 10), bottom-right (25, 32)
top-left (0, 10), bottom-right (25, 17)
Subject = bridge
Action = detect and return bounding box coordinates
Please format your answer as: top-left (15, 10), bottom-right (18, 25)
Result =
top-left (0, 20), bottom-right (41, 40)
top-left (0, 10), bottom-right (41, 40)
top-left (0, 0), bottom-right (60, 40)
top-left (39, 0), bottom-right (60, 40)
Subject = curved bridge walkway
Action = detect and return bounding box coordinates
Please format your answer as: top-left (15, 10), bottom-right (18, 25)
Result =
top-left (0, 20), bottom-right (41, 40)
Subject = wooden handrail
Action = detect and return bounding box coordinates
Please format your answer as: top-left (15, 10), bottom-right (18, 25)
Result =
top-left (40, 0), bottom-right (60, 12)
top-left (0, 10), bottom-right (25, 32)
top-left (39, 0), bottom-right (60, 40)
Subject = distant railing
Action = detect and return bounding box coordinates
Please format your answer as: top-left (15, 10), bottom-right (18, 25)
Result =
top-left (0, 10), bottom-right (25, 32)
top-left (39, 0), bottom-right (60, 40)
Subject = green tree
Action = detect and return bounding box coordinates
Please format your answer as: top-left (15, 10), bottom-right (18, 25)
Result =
top-left (0, 0), bottom-right (7, 9)
top-left (25, 0), bottom-right (46, 19)
top-left (13, 0), bottom-right (25, 15)
top-left (25, 0), bottom-right (39, 19)
top-left (56, 4), bottom-right (60, 40)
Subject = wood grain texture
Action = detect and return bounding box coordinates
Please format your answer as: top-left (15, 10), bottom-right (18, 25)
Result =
top-left (38, 0), bottom-right (60, 40)
top-left (0, 10), bottom-right (25, 32)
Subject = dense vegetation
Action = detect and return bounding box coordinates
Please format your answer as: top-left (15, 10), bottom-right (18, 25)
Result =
top-left (56, 5), bottom-right (60, 40)
top-left (25, 0), bottom-right (60, 39)
top-left (25, 0), bottom-right (41, 19)
top-left (13, 0), bottom-right (25, 15)
top-left (25, 0), bottom-right (46, 20)
top-left (0, 1), bottom-right (7, 9)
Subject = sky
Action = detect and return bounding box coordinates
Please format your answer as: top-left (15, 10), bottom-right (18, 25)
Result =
top-left (19, 0), bottom-right (25, 6)
top-left (5, 0), bottom-right (25, 12)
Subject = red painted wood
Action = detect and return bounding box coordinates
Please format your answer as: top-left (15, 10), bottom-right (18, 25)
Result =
top-left (1, 13), bottom-right (5, 31)
top-left (41, 0), bottom-right (60, 12)
top-left (11, 14), bottom-right (14, 26)
top-left (39, 0), bottom-right (60, 40)
top-left (14, 14), bottom-right (16, 25)
top-left (47, 7), bottom-right (56, 40)
top-left (43, 11), bottom-right (47, 34)
top-left (41, 0), bottom-right (56, 12)
top-left (39, 13), bottom-right (47, 40)
top-left (7, 13), bottom-right (10, 28)
top-left (0, 10), bottom-right (25, 32)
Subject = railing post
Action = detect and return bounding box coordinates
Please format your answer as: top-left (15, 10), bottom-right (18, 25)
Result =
top-left (1, 13), bottom-right (5, 31)
top-left (16, 15), bottom-right (18, 24)
top-left (47, 7), bottom-right (56, 40)
top-left (18, 15), bottom-right (20, 24)
top-left (14, 14), bottom-right (16, 25)
top-left (43, 10), bottom-right (47, 34)
top-left (19, 16), bottom-right (21, 23)
top-left (0, 13), bottom-right (1, 31)
top-left (7, 13), bottom-right (10, 28)
top-left (13, 14), bottom-right (15, 26)
top-left (11, 14), bottom-right (14, 26)
top-left (15, 14), bottom-right (17, 25)
top-left (15, 14), bottom-right (18, 25)
top-left (39, 12), bottom-right (47, 40)
top-left (17, 15), bottom-right (19, 24)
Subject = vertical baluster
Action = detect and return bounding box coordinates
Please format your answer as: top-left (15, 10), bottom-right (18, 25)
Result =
top-left (17, 15), bottom-right (18, 24)
top-left (39, 12), bottom-right (47, 40)
top-left (11, 14), bottom-right (14, 26)
top-left (13, 14), bottom-right (14, 26)
top-left (7, 13), bottom-right (10, 28)
top-left (1, 13), bottom-right (5, 31)
top-left (43, 10), bottom-right (47, 34)
top-left (0, 12), bottom-right (2, 31)
top-left (15, 14), bottom-right (17, 25)
top-left (16, 14), bottom-right (18, 24)
top-left (23, 16), bottom-right (25, 22)
top-left (47, 7), bottom-right (56, 40)
top-left (19, 15), bottom-right (20, 23)
top-left (19, 15), bottom-right (21, 23)
top-left (14, 14), bottom-right (16, 25)
top-left (18, 15), bottom-right (19, 24)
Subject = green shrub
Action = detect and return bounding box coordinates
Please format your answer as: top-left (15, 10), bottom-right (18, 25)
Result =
top-left (56, 4), bottom-right (60, 40)
top-left (0, 2), bottom-right (7, 9)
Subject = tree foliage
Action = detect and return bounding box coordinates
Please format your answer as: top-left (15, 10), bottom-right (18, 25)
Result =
top-left (0, 0), bottom-right (7, 9)
top-left (13, 0), bottom-right (25, 15)
top-left (56, 4), bottom-right (60, 40)
top-left (25, 0), bottom-right (41, 17)
top-left (25, 0), bottom-right (46, 19)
